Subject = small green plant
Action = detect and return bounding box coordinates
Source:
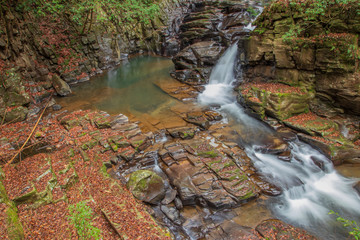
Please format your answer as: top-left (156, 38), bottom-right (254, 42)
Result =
top-left (68, 201), bottom-right (102, 240)
top-left (247, 6), bottom-right (258, 18)
top-left (329, 210), bottom-right (360, 240)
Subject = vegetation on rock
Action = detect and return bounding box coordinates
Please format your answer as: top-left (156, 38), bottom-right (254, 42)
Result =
top-left (330, 210), bottom-right (360, 240)
top-left (68, 201), bottom-right (102, 240)
top-left (255, 0), bottom-right (360, 66)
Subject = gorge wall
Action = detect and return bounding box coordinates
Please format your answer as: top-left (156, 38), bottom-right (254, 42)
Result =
top-left (240, 1), bottom-right (360, 164)
top-left (0, 0), bottom-right (187, 123)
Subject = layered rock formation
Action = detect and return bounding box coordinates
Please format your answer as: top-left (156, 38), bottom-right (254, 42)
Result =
top-left (241, 1), bottom-right (360, 164)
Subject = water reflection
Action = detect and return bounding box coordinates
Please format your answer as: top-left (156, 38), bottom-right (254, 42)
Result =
top-left (56, 56), bottom-right (177, 116)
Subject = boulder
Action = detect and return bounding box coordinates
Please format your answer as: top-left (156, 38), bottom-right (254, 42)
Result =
top-left (240, 83), bottom-right (312, 120)
top-left (173, 41), bottom-right (224, 70)
top-left (127, 170), bottom-right (165, 205)
top-left (4, 106), bottom-right (28, 123)
top-left (52, 74), bottom-right (72, 96)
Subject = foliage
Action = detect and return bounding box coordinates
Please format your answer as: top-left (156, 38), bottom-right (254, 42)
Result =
top-left (68, 201), bottom-right (102, 240)
top-left (16, 0), bottom-right (161, 31)
top-left (256, 0), bottom-right (360, 63)
top-left (329, 210), bottom-right (360, 240)
top-left (247, 6), bottom-right (259, 18)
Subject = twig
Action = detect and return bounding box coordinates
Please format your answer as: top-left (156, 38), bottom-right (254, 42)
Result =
top-left (4, 100), bottom-right (51, 167)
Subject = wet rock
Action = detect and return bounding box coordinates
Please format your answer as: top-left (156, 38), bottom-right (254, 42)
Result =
top-left (297, 131), bottom-right (360, 166)
top-left (111, 114), bottom-right (129, 127)
top-left (160, 205), bottom-right (182, 225)
top-left (240, 83), bottom-right (312, 121)
top-left (185, 111), bottom-right (210, 130)
top-left (173, 41), bottom-right (224, 70)
top-left (276, 127), bottom-right (297, 141)
top-left (164, 159), bottom-right (238, 208)
top-left (171, 68), bottom-right (211, 85)
top-left (203, 110), bottom-right (223, 121)
top-left (52, 74), bottom-right (72, 96)
top-left (93, 114), bottom-right (112, 129)
top-left (180, 207), bottom-right (206, 239)
top-left (250, 175), bottom-right (281, 196)
top-left (117, 149), bottom-right (135, 162)
top-left (52, 104), bottom-right (62, 111)
top-left (167, 126), bottom-right (198, 139)
top-left (161, 188), bottom-right (177, 205)
top-left (129, 135), bottom-right (150, 152)
top-left (174, 197), bottom-right (183, 210)
top-left (127, 170), bottom-right (165, 205)
top-left (253, 140), bottom-right (289, 155)
top-left (255, 219), bottom-right (317, 239)
top-left (354, 181), bottom-right (360, 195)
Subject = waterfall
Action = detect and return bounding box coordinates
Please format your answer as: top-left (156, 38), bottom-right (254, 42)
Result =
top-left (198, 43), bottom-right (360, 239)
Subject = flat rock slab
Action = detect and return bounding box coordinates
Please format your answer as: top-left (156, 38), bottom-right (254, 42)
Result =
top-left (154, 78), bottom-right (198, 101)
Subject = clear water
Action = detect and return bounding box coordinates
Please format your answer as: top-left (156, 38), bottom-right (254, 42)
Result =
top-left (56, 55), bottom-right (178, 117)
top-left (198, 44), bottom-right (360, 240)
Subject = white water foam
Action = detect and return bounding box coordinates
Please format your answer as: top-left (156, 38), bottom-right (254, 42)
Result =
top-left (198, 43), bottom-right (360, 239)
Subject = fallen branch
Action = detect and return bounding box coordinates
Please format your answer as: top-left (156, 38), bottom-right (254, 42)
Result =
top-left (4, 100), bottom-right (51, 167)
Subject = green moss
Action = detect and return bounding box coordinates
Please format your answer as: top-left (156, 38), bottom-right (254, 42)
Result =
top-left (0, 168), bottom-right (25, 239)
top-left (78, 132), bottom-right (87, 137)
top-left (60, 174), bottom-right (79, 190)
top-left (79, 149), bottom-right (90, 162)
top-left (6, 207), bottom-right (24, 240)
top-left (223, 161), bottom-right (235, 169)
top-left (59, 164), bottom-right (72, 175)
top-left (127, 170), bottom-right (162, 194)
top-left (100, 164), bottom-right (110, 178)
top-left (197, 150), bottom-right (218, 158)
top-left (237, 190), bottom-right (255, 201)
top-left (181, 132), bottom-right (195, 139)
top-left (68, 148), bottom-right (75, 157)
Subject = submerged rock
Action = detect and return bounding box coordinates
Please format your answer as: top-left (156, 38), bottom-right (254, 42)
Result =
top-left (127, 170), bottom-right (165, 205)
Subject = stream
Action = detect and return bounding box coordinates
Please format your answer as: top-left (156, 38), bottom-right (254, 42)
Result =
top-left (56, 49), bottom-right (360, 239)
top-left (199, 43), bottom-right (360, 239)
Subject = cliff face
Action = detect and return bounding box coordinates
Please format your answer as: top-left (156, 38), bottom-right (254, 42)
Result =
top-left (244, 1), bottom-right (360, 116)
top-left (241, 1), bottom-right (360, 164)
top-left (0, 0), bottom-right (187, 123)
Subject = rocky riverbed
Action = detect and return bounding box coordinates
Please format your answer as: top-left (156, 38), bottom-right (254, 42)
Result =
top-left (1, 0), bottom-right (360, 239)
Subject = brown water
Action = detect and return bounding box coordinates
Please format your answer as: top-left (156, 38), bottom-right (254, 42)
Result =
top-left (56, 56), bottom-right (180, 121)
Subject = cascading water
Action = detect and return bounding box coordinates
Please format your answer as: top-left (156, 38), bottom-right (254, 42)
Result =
top-left (198, 44), bottom-right (360, 239)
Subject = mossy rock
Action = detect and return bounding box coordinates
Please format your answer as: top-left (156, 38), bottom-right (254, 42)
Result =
top-left (94, 116), bottom-right (111, 129)
top-left (127, 170), bottom-right (165, 205)
top-left (4, 106), bottom-right (28, 123)
top-left (241, 85), bottom-right (312, 121)
top-left (197, 150), bottom-right (218, 158)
